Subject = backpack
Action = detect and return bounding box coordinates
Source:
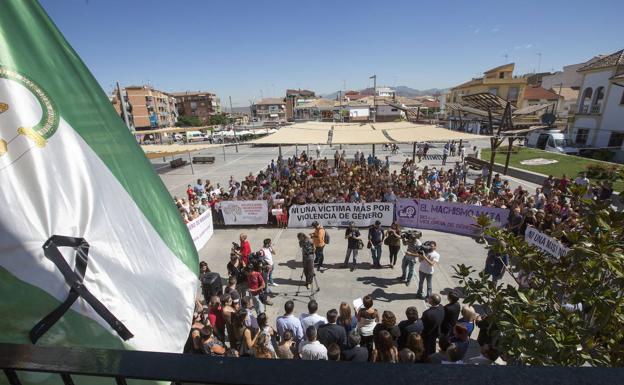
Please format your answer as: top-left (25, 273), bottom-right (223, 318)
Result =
top-left (324, 231), bottom-right (330, 244)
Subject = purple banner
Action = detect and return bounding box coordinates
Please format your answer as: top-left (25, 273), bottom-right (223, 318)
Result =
top-left (395, 199), bottom-right (509, 236)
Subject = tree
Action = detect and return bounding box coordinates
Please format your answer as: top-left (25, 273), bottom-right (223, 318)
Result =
top-left (175, 115), bottom-right (203, 127)
top-left (209, 114), bottom-right (228, 125)
top-left (454, 183), bottom-right (624, 367)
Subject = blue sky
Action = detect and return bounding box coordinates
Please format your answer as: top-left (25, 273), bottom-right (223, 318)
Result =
top-left (40, 0), bottom-right (623, 107)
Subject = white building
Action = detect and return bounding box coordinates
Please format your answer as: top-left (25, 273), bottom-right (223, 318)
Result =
top-left (572, 49), bottom-right (624, 162)
top-left (376, 87), bottom-right (395, 98)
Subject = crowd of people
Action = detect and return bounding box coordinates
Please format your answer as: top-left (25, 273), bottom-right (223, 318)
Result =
top-left (186, 291), bottom-right (501, 365)
top-left (181, 141), bottom-right (617, 367)
top-left (174, 141), bottom-right (614, 244)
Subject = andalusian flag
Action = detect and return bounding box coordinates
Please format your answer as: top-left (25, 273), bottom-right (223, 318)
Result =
top-left (0, 0), bottom-right (198, 362)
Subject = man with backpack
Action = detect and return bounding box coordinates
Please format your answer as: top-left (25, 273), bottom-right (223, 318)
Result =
top-left (310, 221), bottom-right (329, 272)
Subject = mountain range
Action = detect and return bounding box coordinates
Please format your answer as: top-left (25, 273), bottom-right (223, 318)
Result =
top-left (321, 86), bottom-right (449, 100)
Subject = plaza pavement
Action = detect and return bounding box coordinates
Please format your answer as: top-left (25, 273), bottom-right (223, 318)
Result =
top-left (153, 139), bottom-right (530, 359)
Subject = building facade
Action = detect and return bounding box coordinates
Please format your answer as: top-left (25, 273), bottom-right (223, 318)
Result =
top-left (112, 85), bottom-right (178, 130)
top-left (572, 49), bottom-right (624, 161)
top-left (251, 98), bottom-right (287, 123)
top-left (448, 63), bottom-right (527, 106)
top-left (171, 91), bottom-right (220, 124)
top-left (285, 89), bottom-right (315, 121)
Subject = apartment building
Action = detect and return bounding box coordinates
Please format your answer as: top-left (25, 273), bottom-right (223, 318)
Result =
top-left (171, 91), bottom-right (220, 124)
top-left (112, 85), bottom-right (178, 130)
top-left (285, 89), bottom-right (316, 121)
top-left (251, 98), bottom-right (287, 123)
top-left (448, 63), bottom-right (527, 106)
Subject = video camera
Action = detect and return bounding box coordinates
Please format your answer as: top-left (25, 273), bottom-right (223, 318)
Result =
top-left (231, 242), bottom-right (241, 251)
top-left (246, 250), bottom-right (269, 272)
top-left (401, 230), bottom-right (422, 242)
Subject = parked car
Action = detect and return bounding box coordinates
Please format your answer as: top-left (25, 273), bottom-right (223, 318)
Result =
top-left (186, 131), bottom-right (208, 143)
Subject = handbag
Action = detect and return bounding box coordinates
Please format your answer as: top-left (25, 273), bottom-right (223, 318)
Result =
top-left (367, 240), bottom-right (372, 249)
top-left (383, 237), bottom-right (390, 246)
top-left (357, 239), bottom-right (364, 250)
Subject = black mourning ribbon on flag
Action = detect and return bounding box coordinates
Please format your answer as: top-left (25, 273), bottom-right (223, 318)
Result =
top-left (29, 235), bottom-right (133, 343)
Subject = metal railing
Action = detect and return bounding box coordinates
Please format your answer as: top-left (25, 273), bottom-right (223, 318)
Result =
top-left (1, 343), bottom-right (623, 385)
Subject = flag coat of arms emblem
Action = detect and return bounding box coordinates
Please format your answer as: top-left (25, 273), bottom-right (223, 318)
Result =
top-left (0, 0), bottom-right (199, 360)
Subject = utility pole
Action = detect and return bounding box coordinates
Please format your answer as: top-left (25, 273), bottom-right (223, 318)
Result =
top-left (117, 82), bottom-right (131, 131)
top-left (230, 95), bottom-right (238, 153)
top-left (369, 74), bottom-right (377, 122)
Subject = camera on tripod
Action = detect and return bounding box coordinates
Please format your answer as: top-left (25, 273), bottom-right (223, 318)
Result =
top-left (401, 230), bottom-right (433, 254)
top-left (246, 251), bottom-right (269, 272)
top-left (231, 242), bottom-right (241, 251)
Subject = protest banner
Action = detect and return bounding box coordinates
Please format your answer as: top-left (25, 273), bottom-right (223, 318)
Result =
top-left (288, 202), bottom-right (394, 228)
top-left (186, 209), bottom-right (214, 251)
top-left (395, 199), bottom-right (509, 236)
top-left (220, 200), bottom-right (269, 225)
top-left (525, 226), bottom-right (569, 258)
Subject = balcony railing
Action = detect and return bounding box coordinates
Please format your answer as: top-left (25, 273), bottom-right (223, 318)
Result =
top-left (590, 104), bottom-right (602, 114)
top-left (579, 105), bottom-right (589, 114)
top-left (2, 343), bottom-right (623, 385)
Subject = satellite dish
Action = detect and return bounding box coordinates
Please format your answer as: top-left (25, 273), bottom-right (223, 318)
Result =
top-left (541, 112), bottom-right (556, 126)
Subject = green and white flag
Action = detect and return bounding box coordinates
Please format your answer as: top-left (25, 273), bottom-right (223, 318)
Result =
top-left (0, 0), bottom-right (198, 358)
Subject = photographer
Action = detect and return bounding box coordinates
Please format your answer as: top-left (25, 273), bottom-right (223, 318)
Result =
top-left (400, 231), bottom-right (423, 287)
top-left (310, 221), bottom-right (326, 272)
top-left (238, 233), bottom-right (251, 266)
top-left (247, 261), bottom-right (271, 315)
top-left (385, 222), bottom-right (402, 268)
top-left (297, 233), bottom-right (316, 289)
top-left (416, 241), bottom-right (440, 300)
top-left (343, 222), bottom-right (361, 271)
top-left (226, 253), bottom-right (246, 288)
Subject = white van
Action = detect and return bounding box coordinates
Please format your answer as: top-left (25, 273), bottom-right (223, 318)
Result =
top-left (186, 131), bottom-right (207, 143)
top-left (525, 129), bottom-right (579, 155)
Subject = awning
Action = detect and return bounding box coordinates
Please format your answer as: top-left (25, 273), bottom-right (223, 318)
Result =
top-left (141, 144), bottom-right (223, 159)
top-left (132, 126), bottom-right (216, 135)
top-left (385, 125), bottom-right (489, 142)
top-left (251, 122), bottom-right (490, 145)
top-left (512, 103), bottom-right (553, 116)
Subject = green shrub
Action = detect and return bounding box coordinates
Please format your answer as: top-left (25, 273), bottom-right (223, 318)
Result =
top-left (586, 163), bottom-right (622, 181)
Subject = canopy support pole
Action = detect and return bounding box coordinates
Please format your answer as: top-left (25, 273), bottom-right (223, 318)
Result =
top-left (372, 144), bottom-right (375, 157)
top-left (188, 152), bottom-right (194, 175)
top-left (307, 144), bottom-right (309, 154)
top-left (412, 142), bottom-right (416, 162)
top-left (223, 145), bottom-right (226, 161)
top-left (504, 137), bottom-right (514, 175)
top-left (295, 145), bottom-right (298, 157)
top-left (278, 144), bottom-right (282, 158)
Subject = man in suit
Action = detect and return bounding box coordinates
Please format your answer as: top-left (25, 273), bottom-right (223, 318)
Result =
top-left (441, 290), bottom-right (461, 336)
top-left (317, 309), bottom-right (347, 349)
top-left (421, 294), bottom-right (445, 355)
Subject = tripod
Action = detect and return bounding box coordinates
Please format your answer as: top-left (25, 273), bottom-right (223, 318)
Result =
top-left (295, 264), bottom-right (321, 298)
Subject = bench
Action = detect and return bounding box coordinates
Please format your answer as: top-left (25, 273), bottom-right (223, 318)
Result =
top-left (464, 156), bottom-right (489, 171)
top-left (170, 158), bottom-right (188, 168)
top-left (192, 156), bottom-right (216, 164)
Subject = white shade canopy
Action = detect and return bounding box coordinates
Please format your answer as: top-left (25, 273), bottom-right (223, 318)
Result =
top-left (252, 122), bottom-right (489, 145)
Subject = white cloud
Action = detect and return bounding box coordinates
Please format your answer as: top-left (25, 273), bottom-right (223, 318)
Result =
top-left (514, 43), bottom-right (533, 50)
top-left (491, 27), bottom-right (500, 33)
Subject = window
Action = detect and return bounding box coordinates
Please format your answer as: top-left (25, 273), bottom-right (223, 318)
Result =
top-left (499, 72), bottom-right (505, 79)
top-left (575, 129), bottom-right (589, 145)
top-left (507, 87), bottom-right (519, 101)
top-left (579, 88), bottom-right (592, 113)
top-left (591, 86), bottom-right (605, 113)
top-left (488, 87), bottom-right (498, 96)
top-left (608, 132), bottom-right (624, 148)
top-left (620, 90), bottom-right (624, 105)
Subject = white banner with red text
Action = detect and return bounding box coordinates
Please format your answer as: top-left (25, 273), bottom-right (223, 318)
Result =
top-left (187, 209), bottom-right (214, 251)
top-left (288, 202), bottom-right (394, 228)
top-left (220, 200), bottom-right (269, 225)
top-left (395, 199), bottom-right (509, 236)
